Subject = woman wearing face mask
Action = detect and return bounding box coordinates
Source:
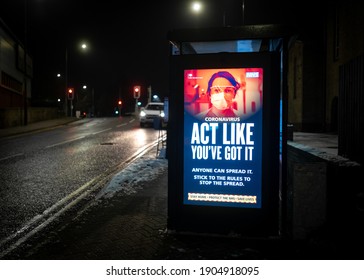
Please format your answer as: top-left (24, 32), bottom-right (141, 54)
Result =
top-left (199, 71), bottom-right (240, 118)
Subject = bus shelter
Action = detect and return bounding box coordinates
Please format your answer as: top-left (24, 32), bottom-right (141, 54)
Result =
top-left (167, 24), bottom-right (295, 238)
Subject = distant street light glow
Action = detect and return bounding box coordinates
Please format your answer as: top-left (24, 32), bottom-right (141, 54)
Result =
top-left (192, 2), bottom-right (202, 13)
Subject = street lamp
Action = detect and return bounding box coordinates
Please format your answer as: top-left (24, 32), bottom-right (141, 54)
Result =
top-left (191, 2), bottom-right (202, 13)
top-left (152, 94), bottom-right (160, 102)
top-left (190, 1), bottom-right (205, 27)
top-left (82, 84), bottom-right (95, 117)
top-left (64, 42), bottom-right (89, 117)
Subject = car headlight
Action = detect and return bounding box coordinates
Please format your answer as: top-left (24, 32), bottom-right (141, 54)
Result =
top-left (140, 111), bottom-right (146, 117)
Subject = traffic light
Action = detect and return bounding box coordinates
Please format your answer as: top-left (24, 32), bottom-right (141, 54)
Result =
top-left (118, 100), bottom-right (122, 106)
top-left (67, 88), bottom-right (74, 100)
top-left (133, 86), bottom-right (140, 99)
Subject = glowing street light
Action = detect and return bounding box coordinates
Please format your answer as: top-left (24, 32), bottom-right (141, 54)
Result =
top-left (65, 42), bottom-right (90, 117)
top-left (191, 2), bottom-right (202, 13)
top-left (152, 94), bottom-right (160, 102)
top-left (82, 84), bottom-right (95, 117)
top-left (190, 2), bottom-right (204, 27)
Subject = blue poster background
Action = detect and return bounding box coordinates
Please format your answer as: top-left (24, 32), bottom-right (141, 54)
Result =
top-left (183, 109), bottom-right (262, 208)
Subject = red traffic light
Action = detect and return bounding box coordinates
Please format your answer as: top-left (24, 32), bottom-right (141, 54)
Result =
top-left (133, 86), bottom-right (140, 98)
top-left (67, 88), bottom-right (74, 100)
top-left (118, 100), bottom-right (122, 106)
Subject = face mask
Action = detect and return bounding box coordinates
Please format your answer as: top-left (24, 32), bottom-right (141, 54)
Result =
top-left (210, 92), bottom-right (228, 110)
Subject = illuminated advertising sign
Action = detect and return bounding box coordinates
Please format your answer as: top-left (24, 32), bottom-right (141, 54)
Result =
top-left (168, 51), bottom-right (280, 236)
top-left (183, 68), bottom-right (263, 208)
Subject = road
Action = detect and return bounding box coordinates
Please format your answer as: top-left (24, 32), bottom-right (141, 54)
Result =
top-left (0, 116), bottom-right (162, 255)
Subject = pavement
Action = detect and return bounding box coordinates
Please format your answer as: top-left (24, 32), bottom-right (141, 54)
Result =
top-left (0, 117), bottom-right (362, 260)
top-left (0, 117), bottom-right (81, 138)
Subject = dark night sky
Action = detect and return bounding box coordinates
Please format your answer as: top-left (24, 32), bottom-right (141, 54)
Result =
top-left (1, 0), bottom-right (304, 114)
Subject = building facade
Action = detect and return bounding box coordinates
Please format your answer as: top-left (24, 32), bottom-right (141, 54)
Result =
top-left (0, 18), bottom-right (32, 128)
top-left (288, 0), bottom-right (363, 164)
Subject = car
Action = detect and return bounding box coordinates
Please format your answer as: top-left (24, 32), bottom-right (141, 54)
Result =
top-left (139, 102), bottom-right (165, 127)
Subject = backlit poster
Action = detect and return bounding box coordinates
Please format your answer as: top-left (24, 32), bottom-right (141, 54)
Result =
top-left (183, 68), bottom-right (263, 208)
